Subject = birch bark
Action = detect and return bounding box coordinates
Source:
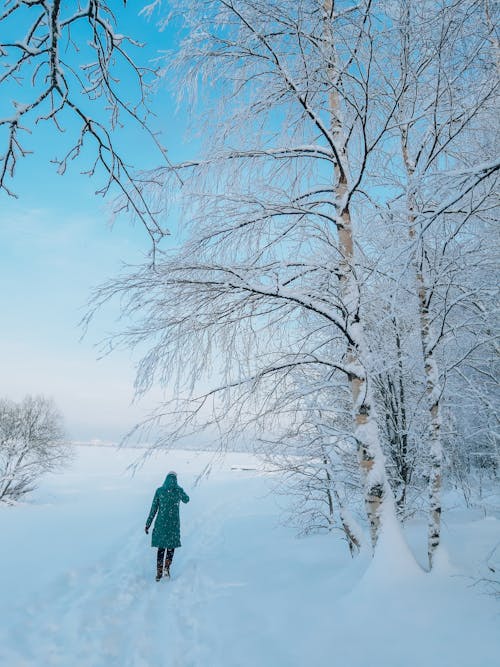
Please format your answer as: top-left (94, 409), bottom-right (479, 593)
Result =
top-left (323, 0), bottom-right (395, 548)
top-left (400, 120), bottom-right (443, 569)
top-left (396, 0), bottom-right (445, 566)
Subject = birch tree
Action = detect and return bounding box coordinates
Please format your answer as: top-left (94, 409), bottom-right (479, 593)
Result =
top-left (89, 0), bottom-right (419, 551)
top-left (83, 0), bottom-right (499, 561)
top-left (385, 0), bottom-right (499, 566)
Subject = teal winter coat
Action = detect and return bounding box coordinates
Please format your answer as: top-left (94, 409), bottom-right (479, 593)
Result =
top-left (146, 474), bottom-right (190, 549)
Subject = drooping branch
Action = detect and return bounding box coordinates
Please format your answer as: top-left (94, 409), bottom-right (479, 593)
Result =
top-left (0, 0), bottom-right (168, 247)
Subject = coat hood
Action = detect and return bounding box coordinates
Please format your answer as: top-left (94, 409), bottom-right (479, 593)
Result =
top-left (162, 473), bottom-right (178, 490)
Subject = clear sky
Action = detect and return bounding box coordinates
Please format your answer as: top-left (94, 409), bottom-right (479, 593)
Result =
top-left (0, 4), bottom-right (185, 442)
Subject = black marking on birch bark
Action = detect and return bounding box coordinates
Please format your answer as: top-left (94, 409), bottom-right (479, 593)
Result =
top-left (368, 483), bottom-right (384, 499)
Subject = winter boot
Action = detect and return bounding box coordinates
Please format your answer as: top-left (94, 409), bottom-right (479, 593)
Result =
top-left (164, 549), bottom-right (174, 578)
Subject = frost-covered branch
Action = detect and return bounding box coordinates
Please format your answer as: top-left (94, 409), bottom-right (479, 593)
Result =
top-left (0, 0), bottom-right (167, 245)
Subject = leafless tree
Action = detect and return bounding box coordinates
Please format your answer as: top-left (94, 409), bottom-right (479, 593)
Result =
top-left (383, 0), bottom-right (499, 567)
top-left (0, 0), bottom-right (167, 247)
top-left (88, 0), bottom-right (417, 551)
top-left (81, 0), bottom-right (498, 562)
top-left (0, 395), bottom-right (69, 502)
top-left (258, 392), bottom-right (364, 555)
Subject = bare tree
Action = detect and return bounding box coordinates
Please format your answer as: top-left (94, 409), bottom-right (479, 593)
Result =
top-left (370, 312), bottom-right (426, 515)
top-left (0, 0), bottom-right (167, 247)
top-left (258, 397), bottom-right (364, 555)
top-left (80, 0), bottom-right (498, 564)
top-left (88, 0), bottom-right (417, 551)
top-left (386, 0), bottom-right (499, 567)
top-left (0, 395), bottom-right (69, 502)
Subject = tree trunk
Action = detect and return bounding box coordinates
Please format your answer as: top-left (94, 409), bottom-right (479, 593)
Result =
top-left (419, 283), bottom-right (443, 569)
top-left (322, 450), bottom-right (361, 555)
top-left (324, 0), bottom-right (396, 549)
top-left (394, 318), bottom-right (410, 509)
top-left (400, 123), bottom-right (443, 569)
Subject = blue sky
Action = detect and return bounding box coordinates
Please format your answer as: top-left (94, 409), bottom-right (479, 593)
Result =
top-left (0, 4), bottom-right (185, 442)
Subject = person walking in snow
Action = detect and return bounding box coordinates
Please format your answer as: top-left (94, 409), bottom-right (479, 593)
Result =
top-left (145, 471), bottom-right (190, 581)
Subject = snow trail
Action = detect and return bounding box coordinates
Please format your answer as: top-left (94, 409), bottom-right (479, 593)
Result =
top-left (0, 493), bottom-right (227, 667)
top-left (1, 446), bottom-right (499, 667)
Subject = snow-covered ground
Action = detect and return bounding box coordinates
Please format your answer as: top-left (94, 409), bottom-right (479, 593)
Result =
top-left (0, 446), bottom-right (498, 667)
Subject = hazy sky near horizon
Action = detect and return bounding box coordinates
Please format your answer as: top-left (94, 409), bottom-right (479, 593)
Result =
top-left (0, 4), bottom-right (186, 442)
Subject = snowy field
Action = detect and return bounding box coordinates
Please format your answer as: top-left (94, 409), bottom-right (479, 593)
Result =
top-left (0, 445), bottom-right (498, 667)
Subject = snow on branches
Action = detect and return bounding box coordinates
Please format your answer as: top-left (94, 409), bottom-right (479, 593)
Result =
top-left (0, 0), bottom-right (166, 246)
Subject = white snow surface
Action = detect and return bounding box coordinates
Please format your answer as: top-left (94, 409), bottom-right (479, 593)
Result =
top-left (0, 445), bottom-right (498, 667)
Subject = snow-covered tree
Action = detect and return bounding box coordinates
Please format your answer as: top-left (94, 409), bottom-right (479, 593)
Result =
top-left (90, 0), bottom-right (425, 551)
top-left (0, 0), bottom-right (165, 243)
top-left (0, 395), bottom-right (68, 502)
top-left (382, 0), bottom-right (499, 566)
top-left (84, 0), bottom-right (499, 560)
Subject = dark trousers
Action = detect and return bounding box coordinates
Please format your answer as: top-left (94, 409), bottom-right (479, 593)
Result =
top-left (157, 547), bottom-right (175, 577)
